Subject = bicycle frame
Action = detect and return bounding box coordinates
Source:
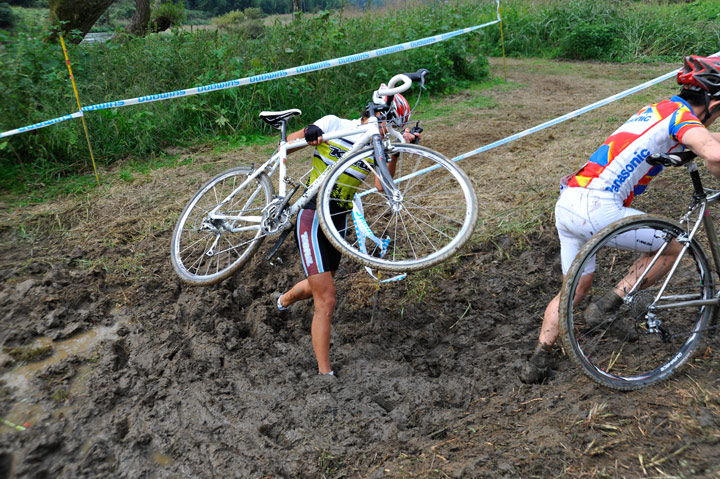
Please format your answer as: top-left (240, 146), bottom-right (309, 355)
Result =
top-left (636, 162), bottom-right (720, 313)
top-left (205, 115), bottom-right (404, 235)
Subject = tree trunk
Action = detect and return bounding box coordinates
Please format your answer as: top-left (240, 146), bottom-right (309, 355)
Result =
top-left (126, 0), bottom-right (151, 37)
top-left (48, 0), bottom-right (114, 44)
top-left (292, 0), bottom-right (300, 14)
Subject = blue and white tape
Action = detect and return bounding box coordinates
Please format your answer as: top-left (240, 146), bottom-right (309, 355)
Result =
top-left (1, 1), bottom-right (500, 139)
top-left (77, 20), bottom-right (499, 112)
top-left (372, 49), bottom-right (720, 191)
top-left (352, 194), bottom-right (407, 283)
top-left (0, 112), bottom-right (84, 139)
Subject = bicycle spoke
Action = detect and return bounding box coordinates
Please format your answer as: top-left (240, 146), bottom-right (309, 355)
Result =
top-left (400, 207), bottom-right (440, 253)
top-left (171, 167), bottom-right (273, 285)
top-left (560, 216), bottom-right (712, 390)
top-left (317, 144), bottom-right (477, 272)
top-left (402, 200), bottom-right (465, 234)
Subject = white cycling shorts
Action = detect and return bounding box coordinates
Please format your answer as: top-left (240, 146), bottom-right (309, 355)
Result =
top-left (555, 187), bottom-right (665, 276)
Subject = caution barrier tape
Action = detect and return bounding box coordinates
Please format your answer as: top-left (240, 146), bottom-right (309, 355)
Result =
top-left (0, 1), bottom-right (500, 139)
top-left (375, 49), bottom-right (720, 191)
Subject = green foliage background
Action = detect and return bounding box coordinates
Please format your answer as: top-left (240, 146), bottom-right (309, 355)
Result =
top-left (0, 0), bottom-right (489, 193)
top-left (483, 0), bottom-right (720, 62)
top-left (1, 0), bottom-right (719, 194)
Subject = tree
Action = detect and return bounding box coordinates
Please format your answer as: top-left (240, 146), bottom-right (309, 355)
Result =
top-left (150, 1), bottom-right (186, 33)
top-left (126, 0), bottom-right (151, 36)
top-left (0, 2), bottom-right (15, 30)
top-left (48, 0), bottom-right (114, 43)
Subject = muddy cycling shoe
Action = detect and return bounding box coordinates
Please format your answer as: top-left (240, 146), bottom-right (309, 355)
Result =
top-left (519, 345), bottom-right (554, 384)
top-left (272, 292), bottom-right (288, 312)
top-left (584, 290), bottom-right (638, 342)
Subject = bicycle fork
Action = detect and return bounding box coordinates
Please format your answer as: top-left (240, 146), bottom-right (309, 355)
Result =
top-left (371, 135), bottom-right (402, 209)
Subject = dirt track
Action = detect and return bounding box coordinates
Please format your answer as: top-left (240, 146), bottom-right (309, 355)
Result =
top-left (1, 58), bottom-right (719, 478)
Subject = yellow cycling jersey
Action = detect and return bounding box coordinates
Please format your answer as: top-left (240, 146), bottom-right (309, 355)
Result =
top-left (306, 115), bottom-right (371, 210)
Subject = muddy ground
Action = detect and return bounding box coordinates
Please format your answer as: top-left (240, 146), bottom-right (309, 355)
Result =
top-left (1, 58), bottom-right (719, 479)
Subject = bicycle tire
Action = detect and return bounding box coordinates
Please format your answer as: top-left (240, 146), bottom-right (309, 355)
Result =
top-left (171, 166), bottom-right (274, 286)
top-left (316, 144), bottom-right (478, 272)
top-left (559, 215), bottom-right (713, 390)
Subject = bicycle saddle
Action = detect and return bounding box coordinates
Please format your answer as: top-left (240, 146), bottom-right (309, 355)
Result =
top-left (259, 109), bottom-right (302, 129)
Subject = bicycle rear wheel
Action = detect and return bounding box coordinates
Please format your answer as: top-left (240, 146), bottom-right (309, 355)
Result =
top-left (317, 144), bottom-right (478, 272)
top-left (171, 166), bottom-right (274, 286)
top-left (559, 215), bottom-right (713, 390)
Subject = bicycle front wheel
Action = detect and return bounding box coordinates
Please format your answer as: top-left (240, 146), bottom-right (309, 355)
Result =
top-left (171, 166), bottom-right (274, 286)
top-left (317, 144), bottom-right (478, 272)
top-left (559, 215), bottom-right (713, 390)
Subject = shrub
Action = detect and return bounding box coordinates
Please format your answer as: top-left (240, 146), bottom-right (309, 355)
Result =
top-left (241, 19), bottom-right (264, 38)
top-left (151, 1), bottom-right (186, 32)
top-left (478, 0), bottom-right (720, 61)
top-left (214, 9), bottom-right (245, 30)
top-left (0, 0), bottom-right (508, 192)
top-left (558, 22), bottom-right (620, 61)
top-left (243, 7), bottom-right (263, 20)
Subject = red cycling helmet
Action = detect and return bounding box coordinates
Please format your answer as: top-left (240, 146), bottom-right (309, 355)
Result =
top-left (677, 55), bottom-right (720, 97)
top-left (380, 83), bottom-right (411, 129)
top-left (391, 93), bottom-right (411, 129)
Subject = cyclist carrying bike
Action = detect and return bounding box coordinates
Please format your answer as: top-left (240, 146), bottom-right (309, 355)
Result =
top-left (521, 55), bottom-right (720, 384)
top-left (274, 93), bottom-right (421, 376)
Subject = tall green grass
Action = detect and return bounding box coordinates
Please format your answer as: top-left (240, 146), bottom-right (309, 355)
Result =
top-left (483, 0), bottom-right (720, 61)
top-left (0, 0), bottom-right (491, 194)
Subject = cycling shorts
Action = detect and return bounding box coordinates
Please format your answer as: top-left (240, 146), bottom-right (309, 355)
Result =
top-left (295, 207), bottom-right (347, 277)
top-left (555, 187), bottom-right (665, 276)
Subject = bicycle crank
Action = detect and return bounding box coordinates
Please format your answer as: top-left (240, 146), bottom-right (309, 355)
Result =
top-left (261, 198), bottom-right (292, 235)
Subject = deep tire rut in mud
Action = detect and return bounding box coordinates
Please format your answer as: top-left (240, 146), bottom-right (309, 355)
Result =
top-left (1, 58), bottom-right (719, 478)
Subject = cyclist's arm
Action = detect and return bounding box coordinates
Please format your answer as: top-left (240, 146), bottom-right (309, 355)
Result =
top-left (286, 126), bottom-right (324, 153)
top-left (287, 128), bottom-right (305, 142)
top-left (682, 127), bottom-right (720, 179)
top-left (286, 128), bottom-right (309, 154)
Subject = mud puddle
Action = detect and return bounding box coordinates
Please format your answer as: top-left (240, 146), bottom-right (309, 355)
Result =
top-left (1, 323), bottom-right (123, 436)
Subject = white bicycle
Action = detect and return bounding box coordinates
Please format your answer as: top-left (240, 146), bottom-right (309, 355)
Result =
top-left (171, 70), bottom-right (479, 285)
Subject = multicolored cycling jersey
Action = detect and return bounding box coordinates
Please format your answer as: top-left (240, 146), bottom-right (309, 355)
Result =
top-left (305, 115), bottom-right (370, 210)
top-left (567, 96), bottom-right (705, 206)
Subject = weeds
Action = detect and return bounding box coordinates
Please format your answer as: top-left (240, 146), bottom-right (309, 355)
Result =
top-left (481, 0), bottom-right (720, 61)
top-left (1, 0), bottom-right (491, 195)
top-left (49, 388), bottom-right (70, 403)
top-left (3, 344), bottom-right (53, 363)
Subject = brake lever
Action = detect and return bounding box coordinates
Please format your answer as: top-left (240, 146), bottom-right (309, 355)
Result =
top-left (410, 122), bottom-right (423, 144)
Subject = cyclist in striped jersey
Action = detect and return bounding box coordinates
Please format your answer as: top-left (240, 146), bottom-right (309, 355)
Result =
top-left (521, 55), bottom-right (720, 384)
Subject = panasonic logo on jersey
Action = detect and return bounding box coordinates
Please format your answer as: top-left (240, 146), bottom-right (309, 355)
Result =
top-left (604, 148), bottom-right (651, 193)
top-left (628, 113), bottom-right (653, 123)
top-left (301, 232), bottom-right (314, 266)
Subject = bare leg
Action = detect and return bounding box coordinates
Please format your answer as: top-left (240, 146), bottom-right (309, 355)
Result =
top-left (279, 279), bottom-right (312, 308)
top-left (613, 239), bottom-right (682, 297)
top-left (539, 273), bottom-right (594, 347)
top-left (280, 270), bottom-right (337, 308)
top-left (307, 272), bottom-right (336, 374)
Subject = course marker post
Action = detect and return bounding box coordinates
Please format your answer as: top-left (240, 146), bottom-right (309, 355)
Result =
top-left (60, 34), bottom-right (100, 186)
top-left (498, 0), bottom-right (507, 82)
